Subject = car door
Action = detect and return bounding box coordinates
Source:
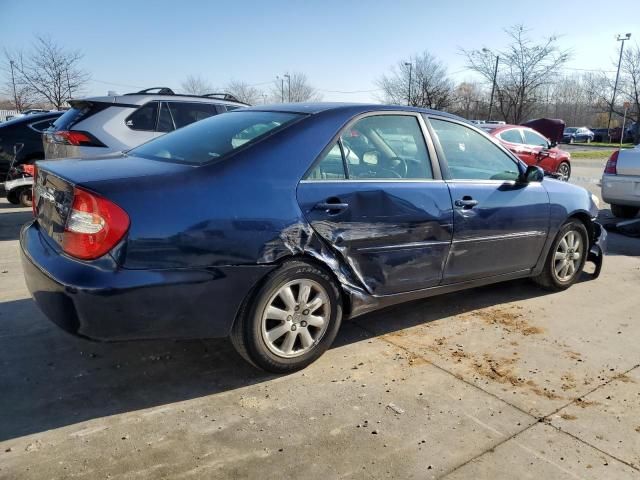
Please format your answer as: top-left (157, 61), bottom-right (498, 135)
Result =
top-left (522, 128), bottom-right (557, 173)
top-left (297, 112), bottom-right (453, 296)
top-left (426, 116), bottom-right (550, 284)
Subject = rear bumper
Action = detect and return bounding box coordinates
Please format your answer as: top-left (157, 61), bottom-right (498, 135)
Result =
top-left (601, 174), bottom-right (640, 207)
top-left (20, 221), bottom-right (274, 341)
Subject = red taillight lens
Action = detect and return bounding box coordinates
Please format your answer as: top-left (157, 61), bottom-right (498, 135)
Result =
top-left (50, 130), bottom-right (103, 147)
top-left (604, 150), bottom-right (619, 174)
top-left (62, 187), bottom-right (129, 260)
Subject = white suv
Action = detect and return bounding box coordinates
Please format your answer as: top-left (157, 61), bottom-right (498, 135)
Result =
top-left (43, 87), bottom-right (247, 159)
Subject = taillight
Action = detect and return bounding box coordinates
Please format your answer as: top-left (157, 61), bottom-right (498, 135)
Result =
top-left (604, 150), bottom-right (619, 174)
top-left (62, 187), bottom-right (129, 260)
top-left (32, 165), bottom-right (38, 217)
top-left (49, 130), bottom-right (104, 147)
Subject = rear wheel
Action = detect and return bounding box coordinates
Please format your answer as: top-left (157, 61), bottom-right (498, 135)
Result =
top-left (6, 191), bottom-right (20, 205)
top-left (230, 260), bottom-right (342, 373)
top-left (533, 219), bottom-right (588, 291)
top-left (556, 161), bottom-right (571, 181)
top-left (611, 204), bottom-right (639, 219)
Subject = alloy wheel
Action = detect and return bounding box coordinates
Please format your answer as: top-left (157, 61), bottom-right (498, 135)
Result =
top-left (260, 279), bottom-right (331, 358)
top-left (557, 163), bottom-right (570, 181)
top-left (553, 230), bottom-right (583, 282)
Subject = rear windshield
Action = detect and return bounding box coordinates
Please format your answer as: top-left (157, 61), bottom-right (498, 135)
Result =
top-left (129, 111), bottom-right (303, 164)
top-left (52, 102), bottom-right (109, 131)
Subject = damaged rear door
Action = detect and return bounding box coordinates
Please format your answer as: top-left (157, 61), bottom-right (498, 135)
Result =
top-left (297, 112), bottom-right (453, 296)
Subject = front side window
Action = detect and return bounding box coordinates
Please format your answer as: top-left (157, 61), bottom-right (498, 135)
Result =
top-left (167, 102), bottom-right (218, 129)
top-left (339, 115), bottom-right (432, 180)
top-left (523, 129), bottom-right (549, 148)
top-left (499, 129), bottom-right (523, 144)
top-left (429, 118), bottom-right (520, 181)
top-left (130, 111), bottom-right (302, 164)
top-left (306, 144), bottom-right (346, 180)
top-left (125, 102), bottom-right (159, 131)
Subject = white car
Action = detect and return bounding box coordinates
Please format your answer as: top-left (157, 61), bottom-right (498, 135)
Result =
top-left (601, 145), bottom-right (640, 218)
top-left (43, 87), bottom-right (247, 159)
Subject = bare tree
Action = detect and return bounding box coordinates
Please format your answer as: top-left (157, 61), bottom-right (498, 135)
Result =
top-left (3, 35), bottom-right (90, 110)
top-left (463, 25), bottom-right (570, 124)
top-left (450, 82), bottom-right (486, 119)
top-left (225, 80), bottom-right (261, 104)
top-left (269, 72), bottom-right (321, 103)
top-left (180, 74), bottom-right (214, 96)
top-left (377, 51), bottom-right (454, 109)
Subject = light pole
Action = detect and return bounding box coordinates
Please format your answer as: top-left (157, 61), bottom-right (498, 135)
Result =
top-left (276, 76), bottom-right (284, 102)
top-left (66, 68), bottom-right (72, 100)
top-left (607, 33), bottom-right (632, 143)
top-left (284, 73), bottom-right (291, 102)
top-left (483, 48), bottom-right (500, 121)
top-left (404, 62), bottom-right (412, 106)
top-left (9, 60), bottom-right (18, 111)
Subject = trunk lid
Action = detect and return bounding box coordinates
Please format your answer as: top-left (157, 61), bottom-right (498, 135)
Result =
top-left (34, 155), bottom-right (192, 248)
top-left (616, 147), bottom-right (640, 176)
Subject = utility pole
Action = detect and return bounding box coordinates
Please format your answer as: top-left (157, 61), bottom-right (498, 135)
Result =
top-left (483, 48), bottom-right (499, 121)
top-left (9, 60), bottom-right (19, 111)
top-left (66, 68), bottom-right (72, 100)
top-left (607, 33), bottom-right (632, 143)
top-left (284, 73), bottom-right (291, 102)
top-left (404, 62), bottom-right (412, 106)
top-left (277, 76), bottom-right (284, 103)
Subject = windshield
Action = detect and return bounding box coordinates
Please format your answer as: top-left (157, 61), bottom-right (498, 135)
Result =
top-left (130, 111), bottom-right (303, 164)
top-left (564, 128), bottom-right (577, 133)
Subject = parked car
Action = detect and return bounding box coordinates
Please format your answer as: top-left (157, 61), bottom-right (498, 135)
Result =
top-left (482, 124), bottom-right (572, 181)
top-left (5, 109), bottom-right (54, 121)
top-left (0, 111), bottom-right (62, 204)
top-left (563, 127), bottom-right (594, 144)
top-left (43, 87), bottom-right (247, 160)
top-left (22, 103), bottom-right (605, 372)
top-left (601, 145), bottom-right (640, 218)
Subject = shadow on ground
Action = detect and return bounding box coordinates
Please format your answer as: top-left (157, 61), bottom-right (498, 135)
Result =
top-left (0, 275), bottom-right (563, 442)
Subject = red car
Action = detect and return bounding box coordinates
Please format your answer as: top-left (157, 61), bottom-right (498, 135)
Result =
top-left (482, 124), bottom-right (572, 181)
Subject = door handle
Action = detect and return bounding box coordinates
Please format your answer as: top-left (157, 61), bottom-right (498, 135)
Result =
top-left (314, 201), bottom-right (349, 213)
top-left (454, 198), bottom-right (479, 209)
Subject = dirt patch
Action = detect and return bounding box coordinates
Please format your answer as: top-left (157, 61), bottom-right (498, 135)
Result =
top-left (529, 384), bottom-right (562, 400)
top-left (407, 352), bottom-right (428, 367)
top-left (576, 398), bottom-right (601, 409)
top-left (560, 413), bottom-right (577, 420)
top-left (471, 354), bottom-right (523, 386)
top-left (635, 426), bottom-right (640, 433)
top-left (474, 307), bottom-right (545, 336)
top-left (565, 351), bottom-right (582, 361)
top-left (614, 373), bottom-right (636, 383)
top-left (561, 373), bottom-right (577, 391)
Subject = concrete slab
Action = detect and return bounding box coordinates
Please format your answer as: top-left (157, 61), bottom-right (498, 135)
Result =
top-left (443, 422), bottom-right (638, 479)
top-left (356, 254), bottom-right (640, 418)
top-left (550, 366), bottom-right (640, 469)
top-left (0, 321), bottom-right (534, 479)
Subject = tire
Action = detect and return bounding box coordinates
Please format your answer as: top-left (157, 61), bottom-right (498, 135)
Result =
top-left (6, 191), bottom-right (20, 205)
top-left (533, 219), bottom-right (589, 291)
top-left (230, 260), bottom-right (343, 373)
top-left (556, 161), bottom-right (571, 181)
top-left (611, 204), bottom-right (639, 219)
top-left (17, 187), bottom-right (32, 207)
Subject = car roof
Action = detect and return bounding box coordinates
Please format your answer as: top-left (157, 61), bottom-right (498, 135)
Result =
top-left (241, 102), bottom-right (465, 120)
top-left (0, 111), bottom-right (63, 127)
top-left (71, 94), bottom-right (247, 107)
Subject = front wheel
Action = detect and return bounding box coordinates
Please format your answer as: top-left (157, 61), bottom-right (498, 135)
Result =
top-left (230, 260), bottom-right (342, 373)
top-left (556, 161), bottom-right (571, 181)
top-left (533, 220), bottom-right (588, 291)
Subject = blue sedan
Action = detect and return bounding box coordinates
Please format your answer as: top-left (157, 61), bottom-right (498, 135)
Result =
top-left (21, 104), bottom-right (606, 372)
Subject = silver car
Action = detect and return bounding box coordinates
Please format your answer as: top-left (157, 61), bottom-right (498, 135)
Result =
top-left (44, 87), bottom-right (246, 159)
top-left (601, 145), bottom-right (640, 218)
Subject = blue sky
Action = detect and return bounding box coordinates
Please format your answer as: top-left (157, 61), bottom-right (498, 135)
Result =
top-left (1, 0), bottom-right (638, 102)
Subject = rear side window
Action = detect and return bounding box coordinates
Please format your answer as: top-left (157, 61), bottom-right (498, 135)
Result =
top-left (157, 103), bottom-right (175, 132)
top-left (499, 129), bottom-right (523, 144)
top-left (130, 111), bottom-right (302, 164)
top-left (306, 144), bottom-right (346, 180)
top-left (29, 118), bottom-right (59, 133)
top-left (125, 102), bottom-right (159, 131)
top-left (167, 102), bottom-right (218, 129)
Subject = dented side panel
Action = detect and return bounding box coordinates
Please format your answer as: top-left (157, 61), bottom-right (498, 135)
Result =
top-left (295, 181), bottom-right (453, 296)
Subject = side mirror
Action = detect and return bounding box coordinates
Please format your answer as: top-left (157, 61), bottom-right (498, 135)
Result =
top-left (520, 165), bottom-right (544, 183)
top-left (549, 140), bottom-right (557, 148)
